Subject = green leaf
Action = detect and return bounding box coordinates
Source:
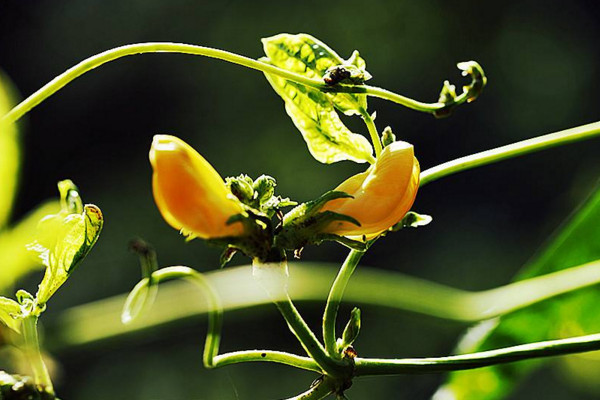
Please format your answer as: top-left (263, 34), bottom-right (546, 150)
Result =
top-left (341, 307), bottom-right (361, 348)
top-left (261, 34), bottom-right (374, 164)
top-left (0, 201), bottom-right (60, 294)
top-left (436, 187), bottom-right (600, 400)
top-left (0, 296), bottom-right (22, 332)
top-left (262, 33), bottom-right (370, 116)
top-left (0, 69), bottom-right (21, 229)
top-left (28, 181), bottom-right (103, 305)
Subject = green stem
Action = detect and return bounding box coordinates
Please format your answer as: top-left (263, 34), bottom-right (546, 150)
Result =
top-left (353, 331), bottom-right (600, 375)
top-left (275, 295), bottom-right (349, 378)
top-left (149, 266), bottom-right (223, 368)
top-left (21, 315), bottom-right (54, 394)
top-left (360, 110), bottom-right (382, 158)
top-left (147, 267), bottom-right (319, 372)
top-left (285, 376), bottom-right (336, 400)
top-left (322, 250), bottom-right (365, 357)
top-left (1, 42), bottom-right (449, 125)
top-left (420, 120), bottom-right (600, 187)
top-left (212, 350), bottom-right (320, 373)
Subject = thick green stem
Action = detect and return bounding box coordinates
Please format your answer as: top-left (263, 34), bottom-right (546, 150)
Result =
top-left (354, 332), bottom-right (600, 376)
top-left (275, 295), bottom-right (348, 378)
top-left (285, 376), bottom-right (336, 400)
top-left (21, 315), bottom-right (54, 394)
top-left (252, 260), bottom-right (348, 377)
top-left (1, 42), bottom-right (450, 125)
top-left (322, 250), bottom-right (365, 357)
top-left (420, 120), bottom-right (600, 187)
top-left (360, 110), bottom-right (382, 158)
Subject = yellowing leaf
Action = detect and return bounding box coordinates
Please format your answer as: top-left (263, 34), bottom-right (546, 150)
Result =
top-left (262, 33), bottom-right (369, 116)
top-left (261, 34), bottom-right (374, 164)
top-left (0, 69), bottom-right (20, 229)
top-left (0, 296), bottom-right (21, 332)
top-left (264, 71), bottom-right (374, 164)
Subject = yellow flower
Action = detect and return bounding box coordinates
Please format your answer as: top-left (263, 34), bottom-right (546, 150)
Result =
top-left (321, 141), bottom-right (420, 240)
top-left (149, 135), bottom-right (245, 239)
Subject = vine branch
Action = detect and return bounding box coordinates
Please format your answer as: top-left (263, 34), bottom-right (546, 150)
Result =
top-left (1, 42), bottom-right (467, 125)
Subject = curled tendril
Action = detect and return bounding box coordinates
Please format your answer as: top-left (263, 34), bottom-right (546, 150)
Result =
top-left (434, 61), bottom-right (487, 119)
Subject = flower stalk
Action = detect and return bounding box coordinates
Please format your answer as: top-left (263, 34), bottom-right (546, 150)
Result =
top-left (21, 315), bottom-right (54, 395)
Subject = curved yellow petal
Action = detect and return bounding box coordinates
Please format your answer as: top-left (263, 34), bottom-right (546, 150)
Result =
top-left (321, 141), bottom-right (420, 239)
top-left (149, 135), bottom-right (244, 239)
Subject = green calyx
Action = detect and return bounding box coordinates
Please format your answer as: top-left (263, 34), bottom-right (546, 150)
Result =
top-left (226, 174), bottom-right (296, 218)
top-left (275, 190), bottom-right (368, 253)
top-left (208, 182), bottom-right (369, 265)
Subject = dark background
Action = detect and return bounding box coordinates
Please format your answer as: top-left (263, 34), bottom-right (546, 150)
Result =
top-left (1, 0), bottom-right (599, 398)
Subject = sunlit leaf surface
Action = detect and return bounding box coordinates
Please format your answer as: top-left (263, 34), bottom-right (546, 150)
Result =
top-left (0, 201), bottom-right (60, 294)
top-left (28, 181), bottom-right (103, 305)
top-left (435, 187), bottom-right (600, 400)
top-left (0, 70), bottom-right (20, 229)
top-left (263, 33), bottom-right (369, 115)
top-left (0, 296), bottom-right (21, 332)
top-left (262, 34), bottom-right (374, 164)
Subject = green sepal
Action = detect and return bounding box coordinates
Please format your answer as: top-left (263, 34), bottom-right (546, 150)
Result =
top-left (390, 211), bottom-right (433, 231)
top-left (219, 247), bottom-right (238, 268)
top-left (380, 126), bottom-right (396, 148)
top-left (316, 211), bottom-right (361, 229)
top-left (315, 234), bottom-right (368, 252)
top-left (340, 307), bottom-right (361, 349)
top-left (0, 296), bottom-right (22, 332)
top-left (253, 175), bottom-right (276, 204)
top-left (226, 174), bottom-right (296, 218)
top-left (275, 191), bottom-right (362, 251)
top-left (282, 191), bottom-right (353, 225)
top-left (226, 174), bottom-right (255, 204)
top-left (208, 209), bottom-right (275, 264)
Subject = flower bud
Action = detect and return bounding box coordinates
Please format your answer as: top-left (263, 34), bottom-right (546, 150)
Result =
top-left (321, 141), bottom-right (420, 240)
top-left (149, 135), bottom-right (245, 239)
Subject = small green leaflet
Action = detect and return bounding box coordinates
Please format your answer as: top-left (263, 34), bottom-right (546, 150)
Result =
top-left (262, 33), bottom-right (374, 164)
top-left (0, 296), bottom-right (21, 332)
top-left (0, 69), bottom-right (20, 229)
top-left (435, 186), bottom-right (600, 400)
top-left (27, 181), bottom-right (103, 305)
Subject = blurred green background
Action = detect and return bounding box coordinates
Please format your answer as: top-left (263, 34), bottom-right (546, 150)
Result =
top-left (1, 0), bottom-right (599, 398)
